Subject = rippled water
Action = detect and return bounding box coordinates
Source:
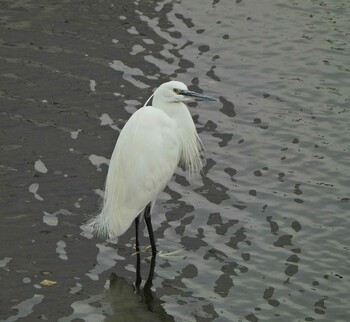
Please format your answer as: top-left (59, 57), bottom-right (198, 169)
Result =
top-left (1, 0), bottom-right (349, 321)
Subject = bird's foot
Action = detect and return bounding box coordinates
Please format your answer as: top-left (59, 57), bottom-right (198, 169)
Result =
top-left (131, 244), bottom-right (152, 256)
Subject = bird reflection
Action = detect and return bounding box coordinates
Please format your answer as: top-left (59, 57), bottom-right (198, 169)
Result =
top-left (106, 252), bottom-right (174, 322)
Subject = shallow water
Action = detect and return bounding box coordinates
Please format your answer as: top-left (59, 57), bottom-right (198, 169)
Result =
top-left (1, 0), bottom-right (349, 321)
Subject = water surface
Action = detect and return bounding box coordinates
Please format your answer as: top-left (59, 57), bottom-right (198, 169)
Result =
top-left (0, 0), bottom-right (349, 321)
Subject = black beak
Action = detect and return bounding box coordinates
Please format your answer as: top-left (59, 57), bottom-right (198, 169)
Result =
top-left (180, 89), bottom-right (218, 101)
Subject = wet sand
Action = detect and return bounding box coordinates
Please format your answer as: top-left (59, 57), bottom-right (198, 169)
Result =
top-left (1, 0), bottom-right (349, 321)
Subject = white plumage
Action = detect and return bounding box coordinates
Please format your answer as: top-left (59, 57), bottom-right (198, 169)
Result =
top-left (89, 81), bottom-right (217, 242)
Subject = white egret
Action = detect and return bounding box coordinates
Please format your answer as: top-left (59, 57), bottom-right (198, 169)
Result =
top-left (89, 80), bottom-right (218, 254)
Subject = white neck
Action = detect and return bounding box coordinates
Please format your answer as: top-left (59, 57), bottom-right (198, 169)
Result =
top-left (152, 98), bottom-right (204, 175)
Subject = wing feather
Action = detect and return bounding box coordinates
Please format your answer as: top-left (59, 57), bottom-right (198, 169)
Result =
top-left (89, 106), bottom-right (180, 238)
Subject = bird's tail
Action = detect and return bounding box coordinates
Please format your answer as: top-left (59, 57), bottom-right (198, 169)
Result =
top-left (88, 171), bottom-right (138, 239)
top-left (87, 205), bottom-right (111, 238)
top-left (88, 199), bottom-right (136, 239)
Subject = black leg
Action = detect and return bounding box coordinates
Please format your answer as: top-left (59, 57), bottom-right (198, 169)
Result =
top-left (144, 253), bottom-right (156, 307)
top-left (144, 203), bottom-right (157, 255)
top-left (144, 252), bottom-right (156, 291)
top-left (135, 216), bottom-right (141, 289)
top-left (135, 215), bottom-right (140, 252)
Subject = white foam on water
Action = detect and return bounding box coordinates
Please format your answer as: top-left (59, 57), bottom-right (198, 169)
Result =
top-left (34, 159), bottom-right (48, 173)
top-left (130, 44), bottom-right (145, 55)
top-left (109, 60), bottom-right (149, 89)
top-left (85, 243), bottom-right (124, 281)
top-left (6, 294), bottom-right (44, 322)
top-left (56, 240), bottom-right (68, 261)
top-left (99, 113), bottom-right (119, 131)
top-left (29, 183), bottom-right (44, 201)
top-left (89, 79), bottom-right (96, 91)
top-left (88, 154), bottom-right (109, 172)
top-left (70, 129), bottom-right (81, 139)
top-left (127, 26), bottom-right (138, 35)
top-left (0, 257), bottom-right (13, 268)
top-left (42, 209), bottom-right (76, 227)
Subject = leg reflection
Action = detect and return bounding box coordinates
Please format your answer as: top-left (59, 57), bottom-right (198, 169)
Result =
top-left (143, 253), bottom-right (156, 305)
top-left (108, 253), bottom-right (174, 321)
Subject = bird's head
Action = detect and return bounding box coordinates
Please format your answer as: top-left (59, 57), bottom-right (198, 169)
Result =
top-left (154, 81), bottom-right (218, 104)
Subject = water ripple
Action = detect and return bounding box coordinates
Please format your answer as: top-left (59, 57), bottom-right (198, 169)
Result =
top-left (1, 0), bottom-right (349, 321)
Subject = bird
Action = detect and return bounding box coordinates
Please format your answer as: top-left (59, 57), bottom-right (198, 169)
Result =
top-left (89, 80), bottom-right (218, 255)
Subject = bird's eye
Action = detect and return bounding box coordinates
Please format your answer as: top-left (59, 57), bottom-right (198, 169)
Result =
top-left (173, 88), bottom-right (181, 94)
